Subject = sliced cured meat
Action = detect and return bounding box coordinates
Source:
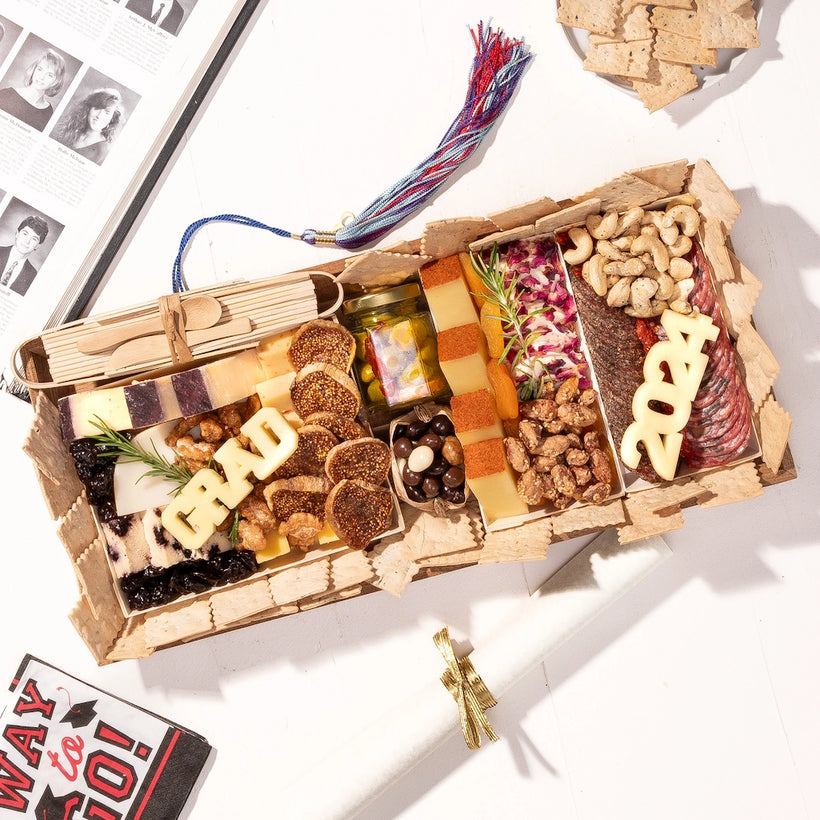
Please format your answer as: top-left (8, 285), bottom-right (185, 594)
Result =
top-left (571, 271), bottom-right (660, 482)
top-left (682, 242), bottom-right (753, 468)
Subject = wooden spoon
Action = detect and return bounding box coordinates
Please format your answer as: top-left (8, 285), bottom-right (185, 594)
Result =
top-left (77, 295), bottom-right (223, 354)
top-left (105, 317), bottom-right (253, 373)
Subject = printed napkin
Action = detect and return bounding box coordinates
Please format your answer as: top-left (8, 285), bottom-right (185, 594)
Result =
top-left (0, 655), bottom-right (211, 819)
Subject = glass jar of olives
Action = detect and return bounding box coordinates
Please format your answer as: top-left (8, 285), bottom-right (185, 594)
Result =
top-left (341, 283), bottom-right (450, 424)
top-left (389, 409), bottom-right (467, 510)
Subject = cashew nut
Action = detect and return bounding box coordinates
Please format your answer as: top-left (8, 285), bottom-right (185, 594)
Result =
top-left (614, 206), bottom-right (644, 237)
top-left (562, 227), bottom-right (593, 266)
top-left (623, 256), bottom-right (647, 277)
top-left (582, 254), bottom-right (607, 297)
top-left (669, 256), bottom-right (694, 281)
top-left (671, 278), bottom-right (695, 301)
top-left (663, 204), bottom-right (700, 237)
top-left (655, 272), bottom-right (676, 301)
top-left (631, 276), bottom-right (658, 309)
top-left (596, 239), bottom-right (627, 261)
top-left (606, 277), bottom-right (633, 307)
top-left (630, 234), bottom-right (670, 273)
top-left (666, 234), bottom-right (693, 258)
top-left (668, 299), bottom-right (693, 315)
top-left (586, 209), bottom-right (619, 240)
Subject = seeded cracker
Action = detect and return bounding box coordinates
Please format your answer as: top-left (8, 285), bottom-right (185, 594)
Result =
top-left (650, 6), bottom-right (701, 39)
top-left (584, 38), bottom-right (653, 79)
top-left (632, 58), bottom-right (698, 113)
top-left (654, 29), bottom-right (718, 67)
top-left (557, 0), bottom-right (619, 37)
top-left (699, 0), bottom-right (760, 49)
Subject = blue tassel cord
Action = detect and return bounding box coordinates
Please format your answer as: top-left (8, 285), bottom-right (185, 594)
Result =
top-left (172, 22), bottom-right (531, 293)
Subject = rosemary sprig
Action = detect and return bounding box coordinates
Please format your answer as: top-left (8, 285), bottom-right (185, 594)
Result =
top-left (469, 245), bottom-right (553, 399)
top-left (89, 417), bottom-right (193, 493)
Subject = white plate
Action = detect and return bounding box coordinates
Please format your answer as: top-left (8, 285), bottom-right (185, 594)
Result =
top-left (561, 8), bottom-right (757, 96)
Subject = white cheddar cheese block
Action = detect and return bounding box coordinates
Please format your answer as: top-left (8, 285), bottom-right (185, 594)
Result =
top-left (113, 422), bottom-right (180, 517)
top-left (256, 330), bottom-right (296, 377)
top-left (58, 348), bottom-right (268, 440)
top-left (256, 371), bottom-right (296, 412)
top-left (423, 279), bottom-right (479, 331)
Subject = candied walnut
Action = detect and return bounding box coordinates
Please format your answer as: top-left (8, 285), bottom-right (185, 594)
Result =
top-left (520, 398), bottom-right (559, 422)
top-left (572, 465), bottom-right (593, 486)
top-left (530, 434), bottom-right (570, 458)
top-left (175, 435), bottom-right (216, 472)
top-left (504, 436), bottom-right (531, 474)
top-left (165, 413), bottom-right (207, 447)
top-left (550, 463), bottom-right (577, 497)
top-left (199, 416), bottom-right (225, 443)
top-left (583, 431), bottom-right (601, 452)
top-left (557, 403), bottom-right (598, 428)
top-left (517, 468), bottom-right (545, 505)
top-left (589, 449), bottom-right (613, 485)
top-left (565, 447), bottom-right (589, 467)
top-left (236, 519), bottom-right (267, 552)
top-left (517, 419), bottom-right (543, 452)
top-left (218, 404), bottom-right (244, 436)
top-left (239, 488), bottom-right (276, 531)
top-left (581, 482), bottom-right (611, 504)
top-left (555, 376), bottom-right (579, 405)
top-left (279, 512), bottom-right (323, 552)
top-left (241, 395), bottom-right (262, 422)
top-left (532, 454), bottom-right (559, 473)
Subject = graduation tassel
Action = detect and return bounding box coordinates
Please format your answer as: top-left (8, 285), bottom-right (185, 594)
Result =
top-left (172, 22), bottom-right (531, 293)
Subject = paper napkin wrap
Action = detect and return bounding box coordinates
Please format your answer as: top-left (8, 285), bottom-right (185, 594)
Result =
top-left (0, 655), bottom-right (211, 819)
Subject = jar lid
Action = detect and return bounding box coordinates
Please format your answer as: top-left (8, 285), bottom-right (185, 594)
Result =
top-left (342, 283), bottom-right (421, 315)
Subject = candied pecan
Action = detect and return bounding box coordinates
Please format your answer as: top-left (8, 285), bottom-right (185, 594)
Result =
top-left (557, 403), bottom-right (598, 428)
top-left (583, 431), bottom-right (601, 452)
top-left (504, 436), bottom-right (531, 474)
top-left (550, 463), bottom-right (577, 497)
top-left (579, 388), bottom-right (598, 406)
top-left (541, 472), bottom-right (558, 500)
top-left (553, 493), bottom-right (572, 510)
top-left (589, 449), bottom-right (612, 485)
top-left (532, 454), bottom-right (559, 473)
top-left (279, 512), bottom-right (323, 551)
top-left (566, 432), bottom-right (583, 449)
top-left (520, 398), bottom-right (559, 422)
top-left (565, 447), bottom-right (589, 467)
top-left (530, 434), bottom-right (570, 458)
top-left (581, 482), bottom-right (611, 504)
top-left (572, 465), bottom-right (593, 486)
top-left (555, 376), bottom-right (579, 405)
top-left (544, 418), bottom-right (566, 434)
top-left (517, 468), bottom-right (545, 505)
top-left (517, 419), bottom-right (543, 452)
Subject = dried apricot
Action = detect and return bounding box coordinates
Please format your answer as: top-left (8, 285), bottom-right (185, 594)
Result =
top-left (479, 300), bottom-right (506, 359)
top-left (458, 252), bottom-right (491, 309)
top-left (486, 359), bottom-right (519, 420)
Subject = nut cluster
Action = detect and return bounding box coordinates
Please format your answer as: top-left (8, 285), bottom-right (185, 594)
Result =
top-left (562, 200), bottom-right (702, 318)
top-left (503, 377), bottom-right (613, 509)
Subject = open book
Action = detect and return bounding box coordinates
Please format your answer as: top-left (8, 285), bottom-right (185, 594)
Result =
top-left (0, 0), bottom-right (260, 399)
